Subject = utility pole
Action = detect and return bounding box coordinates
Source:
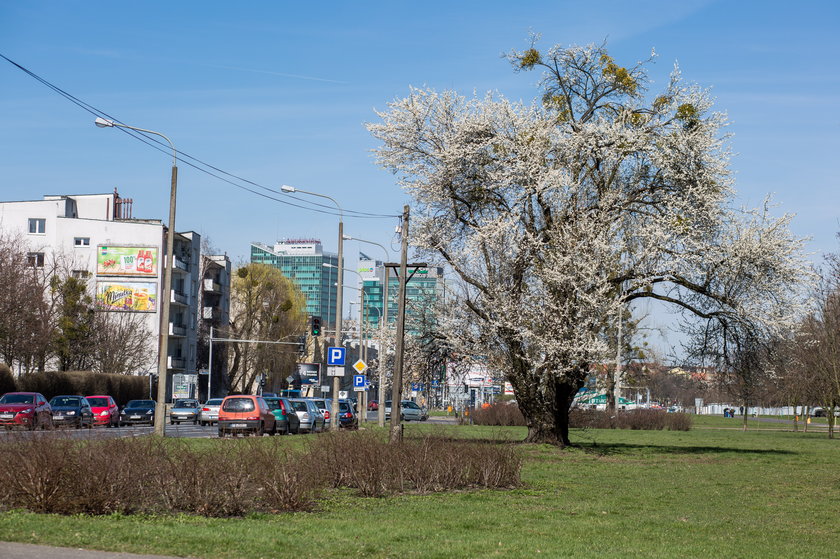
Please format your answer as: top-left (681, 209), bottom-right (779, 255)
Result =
top-left (389, 206), bottom-right (410, 443)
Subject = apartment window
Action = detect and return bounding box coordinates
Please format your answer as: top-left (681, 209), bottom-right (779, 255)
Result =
top-left (28, 218), bottom-right (46, 234)
top-left (74, 237), bottom-right (90, 247)
top-left (71, 270), bottom-right (91, 279)
top-left (27, 252), bottom-right (45, 268)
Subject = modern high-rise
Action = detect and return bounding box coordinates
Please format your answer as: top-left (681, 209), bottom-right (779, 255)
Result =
top-left (358, 255), bottom-right (445, 335)
top-left (250, 239), bottom-right (339, 330)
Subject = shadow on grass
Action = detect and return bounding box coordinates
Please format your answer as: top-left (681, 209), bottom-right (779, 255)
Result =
top-left (576, 441), bottom-right (797, 457)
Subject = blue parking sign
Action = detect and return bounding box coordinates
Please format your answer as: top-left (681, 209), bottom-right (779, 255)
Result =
top-left (353, 375), bottom-right (366, 388)
top-left (327, 347), bottom-right (346, 366)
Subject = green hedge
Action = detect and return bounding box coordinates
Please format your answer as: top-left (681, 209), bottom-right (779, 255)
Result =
top-left (7, 371), bottom-right (149, 406)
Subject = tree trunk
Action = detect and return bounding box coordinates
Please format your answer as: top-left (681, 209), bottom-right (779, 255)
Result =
top-left (742, 401), bottom-right (748, 432)
top-left (519, 376), bottom-right (582, 447)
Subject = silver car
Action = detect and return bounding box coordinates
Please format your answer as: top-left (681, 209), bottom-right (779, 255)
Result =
top-left (288, 398), bottom-right (325, 433)
top-left (169, 398), bottom-right (200, 424)
top-left (310, 398), bottom-right (331, 429)
top-left (199, 398), bottom-right (224, 426)
top-left (385, 400), bottom-right (428, 422)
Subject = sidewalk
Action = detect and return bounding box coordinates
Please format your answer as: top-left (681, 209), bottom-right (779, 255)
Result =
top-left (1, 542), bottom-right (189, 559)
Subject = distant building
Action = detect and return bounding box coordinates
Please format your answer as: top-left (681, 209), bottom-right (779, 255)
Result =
top-left (359, 257), bottom-right (446, 335)
top-left (198, 254), bottom-right (232, 398)
top-left (250, 239), bottom-right (340, 329)
top-left (0, 190), bottom-right (202, 399)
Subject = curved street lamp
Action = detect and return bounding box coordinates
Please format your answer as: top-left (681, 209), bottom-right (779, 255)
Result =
top-left (283, 185), bottom-right (343, 431)
top-left (95, 117), bottom-right (177, 437)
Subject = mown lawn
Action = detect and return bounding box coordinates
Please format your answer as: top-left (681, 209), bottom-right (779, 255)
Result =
top-left (1, 423), bottom-right (838, 558)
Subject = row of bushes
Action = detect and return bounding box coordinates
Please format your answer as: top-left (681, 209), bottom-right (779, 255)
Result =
top-left (0, 430), bottom-right (522, 516)
top-left (0, 365), bottom-right (148, 405)
top-left (469, 403), bottom-right (692, 431)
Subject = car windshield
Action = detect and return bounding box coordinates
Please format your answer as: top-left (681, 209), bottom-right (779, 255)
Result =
top-left (222, 398), bottom-right (254, 412)
top-left (403, 402), bottom-right (420, 409)
top-left (50, 396), bottom-right (81, 407)
top-left (174, 400), bottom-right (198, 408)
top-left (291, 401), bottom-right (308, 412)
top-left (127, 400), bottom-right (154, 408)
top-left (86, 397), bottom-right (109, 407)
top-left (205, 399), bottom-right (223, 406)
top-left (313, 400), bottom-right (327, 409)
top-left (339, 402), bottom-right (352, 413)
top-left (263, 398), bottom-right (281, 410)
top-left (1, 394), bottom-right (35, 404)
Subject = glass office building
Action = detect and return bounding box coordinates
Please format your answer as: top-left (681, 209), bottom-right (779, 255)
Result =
top-left (251, 239), bottom-right (339, 330)
top-left (359, 256), bottom-right (445, 336)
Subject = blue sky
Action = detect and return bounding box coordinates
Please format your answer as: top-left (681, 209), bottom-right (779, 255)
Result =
top-left (2, 1), bottom-right (838, 357)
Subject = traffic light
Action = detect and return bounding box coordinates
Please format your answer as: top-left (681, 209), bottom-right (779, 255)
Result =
top-left (311, 316), bottom-right (322, 336)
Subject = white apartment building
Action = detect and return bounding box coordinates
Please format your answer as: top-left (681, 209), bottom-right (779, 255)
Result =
top-left (0, 190), bottom-right (201, 399)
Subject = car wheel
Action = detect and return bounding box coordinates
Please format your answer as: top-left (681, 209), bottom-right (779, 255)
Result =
top-left (170, 419), bottom-right (175, 425)
top-left (256, 422), bottom-right (264, 437)
top-left (269, 422), bottom-right (277, 436)
top-left (218, 428), bottom-right (225, 438)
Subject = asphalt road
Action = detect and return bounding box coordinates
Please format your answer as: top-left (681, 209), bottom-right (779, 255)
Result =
top-left (0, 411), bottom-right (455, 440)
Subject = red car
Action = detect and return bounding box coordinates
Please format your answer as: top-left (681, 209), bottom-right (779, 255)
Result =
top-left (85, 395), bottom-right (120, 427)
top-left (368, 400), bottom-right (378, 411)
top-left (0, 392), bottom-right (53, 430)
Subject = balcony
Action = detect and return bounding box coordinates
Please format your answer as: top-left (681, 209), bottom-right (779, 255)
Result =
top-left (167, 356), bottom-right (185, 370)
top-left (170, 290), bottom-right (188, 305)
top-left (203, 278), bottom-right (221, 293)
top-left (168, 323), bottom-right (186, 337)
top-left (203, 306), bottom-right (221, 320)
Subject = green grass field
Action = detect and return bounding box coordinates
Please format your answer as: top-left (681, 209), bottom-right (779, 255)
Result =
top-left (1, 423), bottom-right (838, 558)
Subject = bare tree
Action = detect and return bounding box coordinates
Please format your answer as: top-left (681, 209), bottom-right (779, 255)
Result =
top-left (227, 264), bottom-right (307, 394)
top-left (91, 311), bottom-right (155, 374)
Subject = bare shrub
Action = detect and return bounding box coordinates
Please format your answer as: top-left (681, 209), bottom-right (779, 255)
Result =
top-left (570, 408), bottom-right (692, 431)
top-left (469, 403), bottom-right (526, 426)
top-left (251, 439), bottom-right (324, 511)
top-left (0, 435), bottom-right (76, 513)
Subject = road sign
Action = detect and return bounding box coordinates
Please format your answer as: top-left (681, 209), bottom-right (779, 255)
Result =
top-left (327, 347), bottom-right (346, 366)
top-left (327, 366), bottom-right (345, 377)
top-left (352, 359), bottom-right (368, 373)
top-left (321, 385), bottom-right (330, 393)
top-left (339, 391), bottom-right (348, 399)
top-left (353, 375), bottom-right (366, 391)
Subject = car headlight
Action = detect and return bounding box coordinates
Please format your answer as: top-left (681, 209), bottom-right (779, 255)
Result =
top-left (66, 411), bottom-right (76, 416)
top-left (18, 408), bottom-right (33, 415)
top-left (146, 410), bottom-right (153, 415)
top-left (100, 411), bottom-right (110, 416)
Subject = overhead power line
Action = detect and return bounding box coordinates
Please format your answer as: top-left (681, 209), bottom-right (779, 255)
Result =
top-left (0, 52), bottom-right (400, 220)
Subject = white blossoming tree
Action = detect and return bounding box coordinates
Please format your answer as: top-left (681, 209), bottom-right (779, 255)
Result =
top-left (368, 40), bottom-right (809, 446)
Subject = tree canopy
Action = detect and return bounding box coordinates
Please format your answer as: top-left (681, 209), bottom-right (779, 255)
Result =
top-left (368, 39), bottom-right (809, 445)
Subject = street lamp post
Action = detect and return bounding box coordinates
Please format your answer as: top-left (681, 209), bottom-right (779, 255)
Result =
top-left (343, 235), bottom-right (390, 427)
top-left (326, 264), bottom-right (369, 423)
top-left (282, 185), bottom-right (343, 431)
top-left (95, 117), bottom-right (176, 437)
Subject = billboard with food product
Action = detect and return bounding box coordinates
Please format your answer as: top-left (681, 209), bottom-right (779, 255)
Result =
top-left (97, 246), bottom-right (159, 276)
top-left (95, 281), bottom-right (158, 312)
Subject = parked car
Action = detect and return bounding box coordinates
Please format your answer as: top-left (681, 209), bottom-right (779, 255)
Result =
top-left (86, 395), bottom-right (120, 427)
top-left (199, 398), bottom-right (224, 426)
top-left (384, 400), bottom-right (428, 422)
top-left (263, 396), bottom-right (300, 434)
top-left (169, 398), bottom-right (200, 424)
top-left (218, 395), bottom-right (276, 437)
top-left (310, 398), bottom-right (331, 429)
top-left (367, 400), bottom-right (379, 411)
top-left (0, 392), bottom-right (53, 430)
top-left (336, 399), bottom-right (358, 429)
top-left (119, 399), bottom-right (156, 426)
top-left (288, 398), bottom-right (325, 433)
top-left (49, 395), bottom-right (94, 429)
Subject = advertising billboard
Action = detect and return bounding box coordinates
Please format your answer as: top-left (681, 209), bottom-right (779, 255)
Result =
top-left (97, 246), bottom-right (159, 277)
top-left (296, 363), bottom-right (321, 385)
top-left (95, 281), bottom-right (158, 312)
